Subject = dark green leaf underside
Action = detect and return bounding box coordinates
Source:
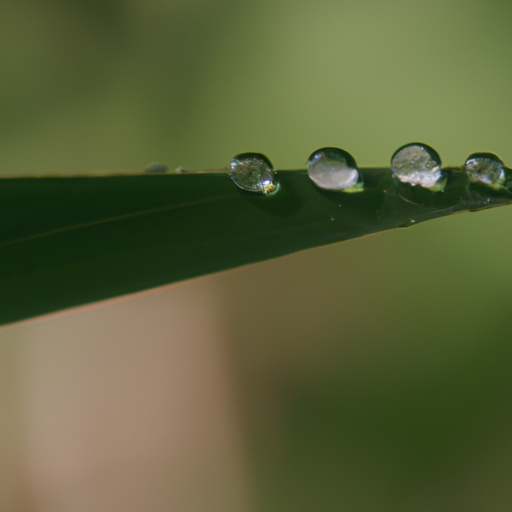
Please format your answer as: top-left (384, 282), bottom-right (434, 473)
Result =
top-left (1, 168), bottom-right (510, 325)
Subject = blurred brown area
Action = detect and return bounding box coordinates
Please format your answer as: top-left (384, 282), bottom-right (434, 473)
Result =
top-left (1, 282), bottom-right (249, 512)
top-left (2, 0), bottom-right (512, 510)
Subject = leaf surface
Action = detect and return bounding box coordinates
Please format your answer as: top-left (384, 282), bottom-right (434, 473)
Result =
top-left (1, 168), bottom-right (510, 325)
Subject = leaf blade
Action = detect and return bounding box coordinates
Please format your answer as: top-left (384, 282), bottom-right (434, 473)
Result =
top-left (1, 169), bottom-right (510, 325)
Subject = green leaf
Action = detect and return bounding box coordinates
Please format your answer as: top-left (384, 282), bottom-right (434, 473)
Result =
top-left (1, 168), bottom-right (510, 326)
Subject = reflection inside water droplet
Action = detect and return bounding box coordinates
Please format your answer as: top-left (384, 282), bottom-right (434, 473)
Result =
top-left (391, 143), bottom-right (444, 190)
top-left (229, 153), bottom-right (278, 194)
top-left (463, 152), bottom-right (505, 188)
top-left (307, 147), bottom-right (363, 192)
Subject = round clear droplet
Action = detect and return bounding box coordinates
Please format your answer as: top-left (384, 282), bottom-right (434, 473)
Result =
top-left (391, 143), bottom-right (444, 190)
top-left (463, 152), bottom-right (505, 188)
top-left (307, 147), bottom-right (363, 192)
top-left (229, 153), bottom-right (277, 194)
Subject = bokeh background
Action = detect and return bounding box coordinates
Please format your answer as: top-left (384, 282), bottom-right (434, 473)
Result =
top-left (1, 0), bottom-right (512, 510)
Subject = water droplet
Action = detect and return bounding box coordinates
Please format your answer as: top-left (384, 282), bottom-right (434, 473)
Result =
top-left (391, 143), bottom-right (445, 190)
top-left (307, 147), bottom-right (363, 192)
top-left (229, 153), bottom-right (278, 194)
top-left (463, 152), bottom-right (505, 188)
top-left (144, 163), bottom-right (169, 174)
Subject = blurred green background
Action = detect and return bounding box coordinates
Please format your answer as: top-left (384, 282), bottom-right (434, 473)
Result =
top-left (2, 0), bottom-right (512, 510)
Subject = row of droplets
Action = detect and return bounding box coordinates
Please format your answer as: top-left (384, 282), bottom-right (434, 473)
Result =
top-left (228, 143), bottom-right (508, 195)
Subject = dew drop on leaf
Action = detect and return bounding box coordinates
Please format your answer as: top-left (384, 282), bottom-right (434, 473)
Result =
top-left (463, 152), bottom-right (505, 188)
top-left (307, 147), bottom-right (363, 192)
top-left (391, 143), bottom-right (444, 190)
top-left (229, 153), bottom-right (278, 194)
top-left (144, 163), bottom-right (169, 174)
